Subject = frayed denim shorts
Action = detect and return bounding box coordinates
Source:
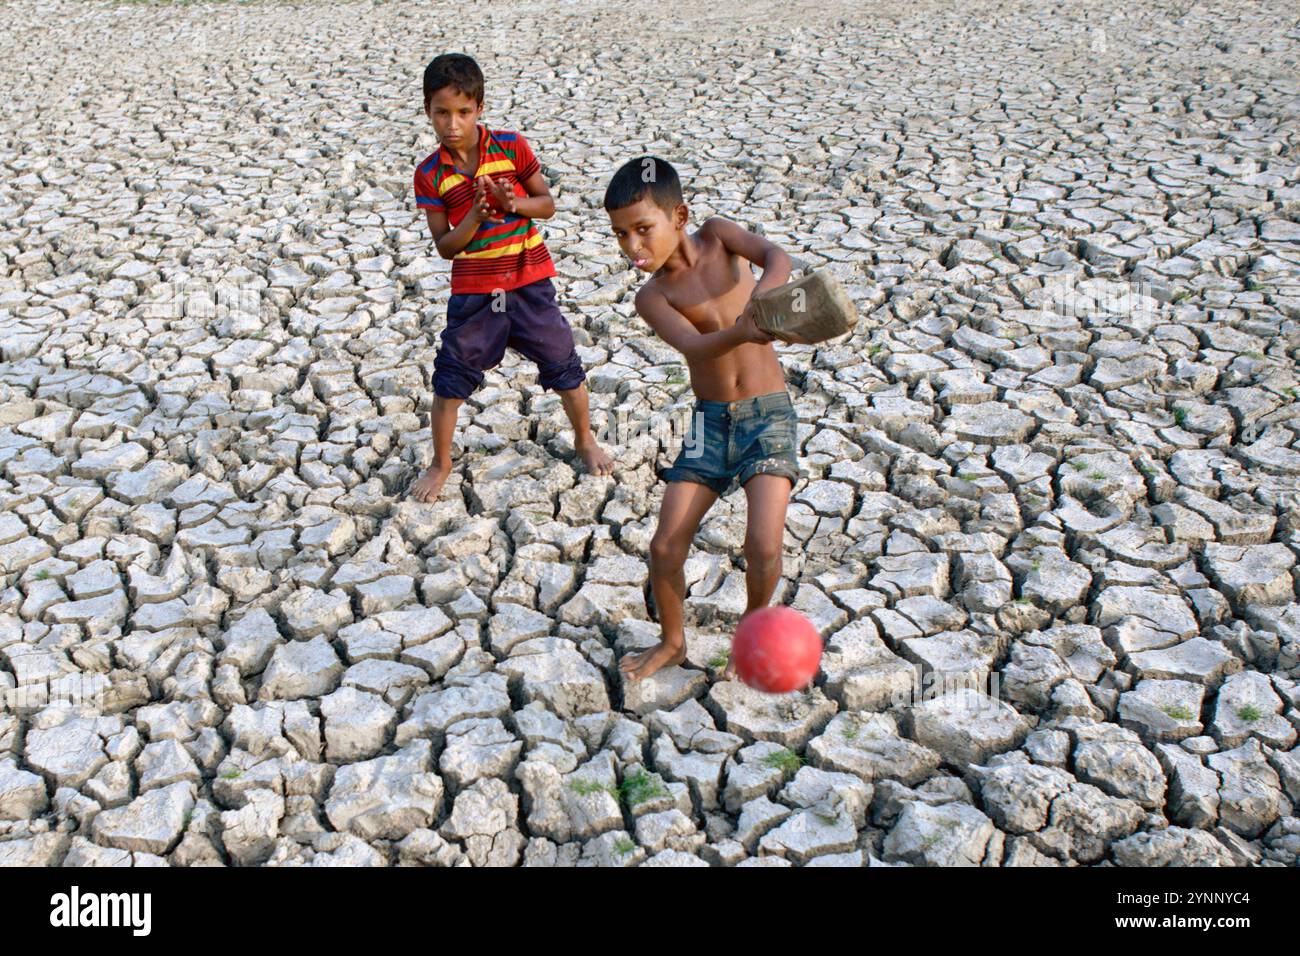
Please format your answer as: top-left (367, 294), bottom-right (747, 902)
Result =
top-left (660, 390), bottom-right (803, 497)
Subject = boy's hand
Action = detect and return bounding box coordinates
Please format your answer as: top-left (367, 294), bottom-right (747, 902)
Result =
top-left (468, 178), bottom-right (504, 225)
top-left (736, 301), bottom-right (776, 344)
top-left (480, 175), bottom-right (519, 216)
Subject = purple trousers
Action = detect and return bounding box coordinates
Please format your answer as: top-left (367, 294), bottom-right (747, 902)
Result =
top-left (432, 278), bottom-right (586, 399)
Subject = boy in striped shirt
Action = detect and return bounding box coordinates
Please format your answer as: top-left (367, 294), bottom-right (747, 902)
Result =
top-left (410, 53), bottom-right (613, 502)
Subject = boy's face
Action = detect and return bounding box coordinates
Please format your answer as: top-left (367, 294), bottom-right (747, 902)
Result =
top-left (425, 86), bottom-right (483, 152)
top-left (607, 197), bottom-right (687, 272)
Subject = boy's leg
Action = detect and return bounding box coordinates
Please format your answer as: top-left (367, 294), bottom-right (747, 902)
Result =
top-left (726, 472), bottom-right (794, 679)
top-left (741, 473), bottom-right (792, 609)
top-left (506, 279), bottom-right (613, 475)
top-left (410, 292), bottom-right (507, 502)
top-left (410, 395), bottom-right (463, 502)
top-left (621, 480), bottom-right (719, 680)
top-left (557, 382), bottom-right (614, 476)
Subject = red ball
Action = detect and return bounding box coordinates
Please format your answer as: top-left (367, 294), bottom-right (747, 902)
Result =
top-left (732, 607), bottom-right (823, 693)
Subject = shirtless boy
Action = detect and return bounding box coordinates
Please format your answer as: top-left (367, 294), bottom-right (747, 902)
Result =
top-left (409, 53), bottom-right (612, 502)
top-left (604, 156), bottom-right (803, 681)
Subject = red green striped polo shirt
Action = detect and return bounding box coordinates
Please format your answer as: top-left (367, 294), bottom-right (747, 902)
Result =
top-left (413, 125), bottom-right (557, 294)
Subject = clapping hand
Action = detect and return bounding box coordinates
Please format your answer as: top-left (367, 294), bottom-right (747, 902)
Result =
top-left (478, 175), bottom-right (518, 217)
top-left (469, 178), bottom-right (504, 225)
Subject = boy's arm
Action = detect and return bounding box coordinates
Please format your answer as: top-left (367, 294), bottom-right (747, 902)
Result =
top-left (482, 170), bottom-right (555, 220)
top-left (636, 286), bottom-right (772, 364)
top-left (478, 133), bottom-right (555, 220)
top-left (425, 180), bottom-right (498, 260)
top-left (707, 216), bottom-right (793, 300)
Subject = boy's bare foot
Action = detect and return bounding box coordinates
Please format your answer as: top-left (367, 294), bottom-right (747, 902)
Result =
top-left (619, 641), bottom-right (686, 681)
top-left (575, 438), bottom-right (615, 477)
top-left (409, 462), bottom-right (451, 503)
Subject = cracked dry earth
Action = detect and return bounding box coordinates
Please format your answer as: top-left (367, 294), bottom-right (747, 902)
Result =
top-left (1, 0), bottom-right (1299, 870)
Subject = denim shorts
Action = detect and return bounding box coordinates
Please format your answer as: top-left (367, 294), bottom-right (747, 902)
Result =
top-left (660, 391), bottom-right (804, 497)
top-left (433, 277), bottom-right (586, 399)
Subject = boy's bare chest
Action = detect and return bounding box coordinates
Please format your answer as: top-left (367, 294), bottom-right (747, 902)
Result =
top-left (663, 249), bottom-right (752, 331)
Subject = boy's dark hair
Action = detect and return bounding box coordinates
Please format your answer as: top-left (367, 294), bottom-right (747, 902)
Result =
top-left (603, 156), bottom-right (684, 214)
top-left (423, 53), bottom-right (484, 110)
